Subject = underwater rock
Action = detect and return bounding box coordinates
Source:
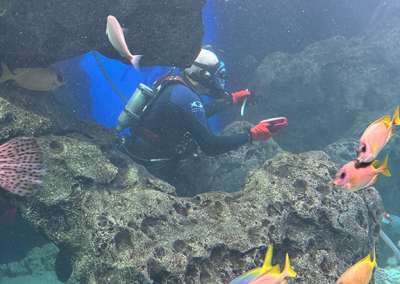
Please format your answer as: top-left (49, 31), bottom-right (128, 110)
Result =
top-left (375, 266), bottom-right (400, 284)
top-left (16, 144), bottom-right (383, 283)
top-left (175, 121), bottom-right (282, 196)
top-left (0, 79), bottom-right (382, 282)
top-left (248, 0), bottom-right (400, 153)
top-left (0, 1), bottom-right (205, 68)
top-left (1, 243), bottom-right (58, 277)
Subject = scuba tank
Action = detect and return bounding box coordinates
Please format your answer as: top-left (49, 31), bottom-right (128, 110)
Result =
top-left (115, 67), bottom-right (176, 133)
top-left (116, 83), bottom-right (156, 133)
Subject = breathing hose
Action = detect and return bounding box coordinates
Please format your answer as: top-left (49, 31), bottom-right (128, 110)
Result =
top-left (380, 229), bottom-right (400, 263)
top-left (92, 50), bottom-right (128, 104)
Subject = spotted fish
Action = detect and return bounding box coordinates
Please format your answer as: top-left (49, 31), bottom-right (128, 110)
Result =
top-left (0, 137), bottom-right (45, 196)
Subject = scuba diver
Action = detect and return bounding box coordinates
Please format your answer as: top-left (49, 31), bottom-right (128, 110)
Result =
top-left (116, 47), bottom-right (286, 182)
top-left (383, 212), bottom-right (400, 235)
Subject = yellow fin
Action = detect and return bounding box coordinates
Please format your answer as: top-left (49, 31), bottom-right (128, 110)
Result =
top-left (371, 141), bottom-right (379, 155)
top-left (380, 115), bottom-right (392, 127)
top-left (390, 128), bottom-right (396, 139)
top-left (267, 264), bottom-right (281, 277)
top-left (393, 106), bottom-right (400, 126)
top-left (379, 154), bottom-right (391, 177)
top-left (349, 175), bottom-right (358, 189)
top-left (371, 160), bottom-right (379, 169)
top-left (284, 253), bottom-right (297, 278)
top-left (260, 244), bottom-right (274, 273)
top-left (0, 63), bottom-right (14, 84)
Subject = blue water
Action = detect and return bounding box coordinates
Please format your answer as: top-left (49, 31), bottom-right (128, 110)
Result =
top-left (53, 0), bottom-right (224, 134)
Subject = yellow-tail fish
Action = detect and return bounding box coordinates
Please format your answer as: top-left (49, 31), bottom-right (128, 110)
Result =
top-left (249, 253), bottom-right (296, 284)
top-left (229, 244), bottom-right (274, 284)
top-left (336, 248), bottom-right (377, 284)
top-left (0, 63), bottom-right (67, 91)
top-left (356, 106), bottom-right (400, 163)
top-left (332, 154), bottom-right (391, 192)
top-left (106, 15), bottom-right (142, 72)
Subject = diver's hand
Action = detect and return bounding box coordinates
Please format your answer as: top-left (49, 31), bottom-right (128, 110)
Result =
top-left (250, 121), bottom-right (279, 141)
top-left (231, 90), bottom-right (259, 106)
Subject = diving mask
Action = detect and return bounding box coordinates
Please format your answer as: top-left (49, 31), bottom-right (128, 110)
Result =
top-left (193, 61), bottom-right (227, 91)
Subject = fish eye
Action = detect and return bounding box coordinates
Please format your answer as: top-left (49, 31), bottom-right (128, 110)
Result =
top-left (57, 74), bottom-right (64, 82)
top-left (340, 172), bottom-right (345, 179)
top-left (361, 146), bottom-right (366, 152)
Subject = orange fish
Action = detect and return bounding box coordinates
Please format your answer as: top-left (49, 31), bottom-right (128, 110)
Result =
top-left (336, 248), bottom-right (377, 284)
top-left (332, 155), bottom-right (391, 192)
top-left (356, 106), bottom-right (400, 163)
top-left (106, 15), bottom-right (142, 72)
top-left (249, 254), bottom-right (296, 284)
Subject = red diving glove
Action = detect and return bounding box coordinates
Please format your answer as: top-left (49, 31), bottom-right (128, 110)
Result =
top-left (250, 121), bottom-right (278, 141)
top-left (231, 90), bottom-right (259, 106)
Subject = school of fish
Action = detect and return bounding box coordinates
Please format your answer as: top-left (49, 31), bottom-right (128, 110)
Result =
top-left (333, 106), bottom-right (398, 192)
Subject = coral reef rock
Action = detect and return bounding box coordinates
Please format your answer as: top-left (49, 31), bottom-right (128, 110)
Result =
top-left (0, 1), bottom-right (206, 68)
top-left (175, 121), bottom-right (282, 196)
top-left (248, 0), bottom-right (400, 153)
top-left (375, 266), bottom-right (400, 284)
top-left (0, 81), bottom-right (382, 283)
top-left (14, 138), bottom-right (383, 283)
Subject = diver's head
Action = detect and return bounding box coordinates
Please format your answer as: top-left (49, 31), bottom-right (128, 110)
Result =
top-left (184, 48), bottom-right (227, 97)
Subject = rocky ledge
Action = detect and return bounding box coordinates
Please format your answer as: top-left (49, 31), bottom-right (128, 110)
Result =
top-left (0, 90), bottom-right (382, 283)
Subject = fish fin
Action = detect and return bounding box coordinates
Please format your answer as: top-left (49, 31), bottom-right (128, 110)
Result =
top-left (393, 106), bottom-right (400, 125)
top-left (379, 154), bottom-right (391, 177)
top-left (366, 175), bottom-right (379, 188)
top-left (122, 28), bottom-right (129, 33)
top-left (371, 141), bottom-right (380, 155)
top-left (267, 264), bottom-right (281, 277)
top-left (349, 175), bottom-right (358, 189)
top-left (371, 247), bottom-right (377, 269)
top-left (260, 244), bottom-right (274, 273)
top-left (0, 137), bottom-right (45, 196)
top-left (0, 63), bottom-right (14, 84)
top-left (371, 159), bottom-right (379, 169)
top-left (283, 253), bottom-right (297, 278)
top-left (390, 128), bottom-right (396, 139)
top-left (379, 115), bottom-right (392, 127)
top-left (130, 55), bottom-right (142, 72)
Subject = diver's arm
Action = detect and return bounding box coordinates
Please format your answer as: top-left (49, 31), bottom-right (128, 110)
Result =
top-left (203, 96), bottom-right (233, 118)
top-left (180, 109), bottom-right (251, 156)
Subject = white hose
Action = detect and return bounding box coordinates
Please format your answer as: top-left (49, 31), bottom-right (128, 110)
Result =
top-left (380, 229), bottom-right (400, 263)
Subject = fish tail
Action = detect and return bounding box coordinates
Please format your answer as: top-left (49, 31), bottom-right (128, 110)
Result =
top-left (130, 55), bottom-right (142, 72)
top-left (260, 244), bottom-right (274, 273)
top-left (379, 154), bottom-right (391, 177)
top-left (393, 106), bottom-right (400, 125)
top-left (283, 254), bottom-right (297, 278)
top-left (0, 62), bottom-right (14, 84)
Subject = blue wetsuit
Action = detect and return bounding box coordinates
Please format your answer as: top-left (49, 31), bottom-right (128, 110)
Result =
top-left (126, 78), bottom-right (251, 175)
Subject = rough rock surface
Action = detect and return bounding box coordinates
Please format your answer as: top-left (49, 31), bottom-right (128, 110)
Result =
top-left (247, 0), bottom-right (400, 153)
top-left (6, 123), bottom-right (383, 284)
top-left (0, 1), bottom-right (206, 68)
top-left (175, 121), bottom-right (282, 196)
top-left (0, 69), bottom-right (383, 284)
